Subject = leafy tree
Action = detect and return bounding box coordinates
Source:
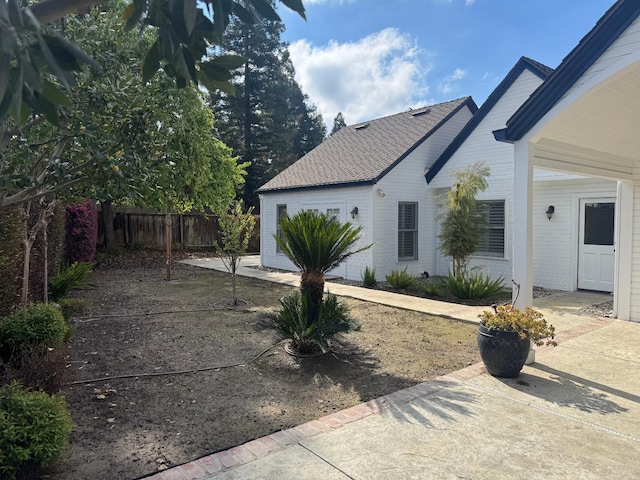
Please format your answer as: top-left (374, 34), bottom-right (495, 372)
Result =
top-left (214, 200), bottom-right (256, 306)
top-left (0, 0), bottom-right (306, 210)
top-left (0, 0), bottom-right (306, 127)
top-left (330, 112), bottom-right (346, 135)
top-left (437, 161), bottom-right (490, 277)
top-left (2, 3), bottom-right (245, 286)
top-left (209, 14), bottom-right (325, 208)
top-left (274, 211), bottom-right (371, 328)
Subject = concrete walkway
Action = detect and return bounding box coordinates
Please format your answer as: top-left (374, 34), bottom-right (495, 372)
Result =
top-left (147, 257), bottom-right (639, 480)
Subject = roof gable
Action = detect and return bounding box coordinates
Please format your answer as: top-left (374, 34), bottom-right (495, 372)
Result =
top-left (501, 0), bottom-right (640, 142)
top-left (426, 57), bottom-right (552, 183)
top-left (257, 97), bottom-right (477, 194)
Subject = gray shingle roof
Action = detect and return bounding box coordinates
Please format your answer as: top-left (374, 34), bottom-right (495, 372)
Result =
top-left (258, 97), bottom-right (476, 193)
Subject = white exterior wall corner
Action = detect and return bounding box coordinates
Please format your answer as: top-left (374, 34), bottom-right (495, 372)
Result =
top-left (372, 106), bottom-right (474, 280)
top-left (628, 165), bottom-right (640, 320)
top-left (429, 69), bottom-right (546, 281)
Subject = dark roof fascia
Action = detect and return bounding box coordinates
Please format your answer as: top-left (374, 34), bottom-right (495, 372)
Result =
top-left (373, 97), bottom-right (478, 184)
top-left (425, 57), bottom-right (552, 183)
top-left (503, 0), bottom-right (640, 142)
top-left (257, 179), bottom-right (376, 195)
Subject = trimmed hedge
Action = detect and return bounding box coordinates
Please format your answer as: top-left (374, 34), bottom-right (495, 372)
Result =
top-left (65, 200), bottom-right (98, 263)
top-left (0, 206), bottom-right (24, 317)
top-left (0, 382), bottom-right (73, 478)
top-left (0, 303), bottom-right (71, 362)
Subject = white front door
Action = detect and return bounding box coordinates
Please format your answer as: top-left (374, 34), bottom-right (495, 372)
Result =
top-left (578, 198), bottom-right (615, 292)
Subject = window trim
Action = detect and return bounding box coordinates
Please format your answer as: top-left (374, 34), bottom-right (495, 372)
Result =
top-left (398, 201), bottom-right (418, 261)
top-left (476, 199), bottom-right (505, 258)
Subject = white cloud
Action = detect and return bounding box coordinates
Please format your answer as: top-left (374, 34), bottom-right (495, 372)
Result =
top-left (289, 28), bottom-right (432, 127)
top-left (439, 68), bottom-right (467, 95)
top-left (465, 0), bottom-right (476, 5)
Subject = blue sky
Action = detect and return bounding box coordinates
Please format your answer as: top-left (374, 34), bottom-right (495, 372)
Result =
top-left (276, 0), bottom-right (615, 129)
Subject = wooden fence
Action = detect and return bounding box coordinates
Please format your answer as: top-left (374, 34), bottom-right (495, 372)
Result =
top-left (97, 206), bottom-right (260, 252)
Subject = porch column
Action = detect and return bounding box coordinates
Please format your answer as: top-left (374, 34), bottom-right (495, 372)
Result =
top-left (512, 141), bottom-right (534, 309)
top-left (614, 180), bottom-right (633, 320)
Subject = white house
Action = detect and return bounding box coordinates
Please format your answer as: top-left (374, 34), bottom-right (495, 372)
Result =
top-left (496, 0), bottom-right (640, 320)
top-left (257, 97), bottom-right (477, 280)
top-left (427, 57), bottom-right (618, 293)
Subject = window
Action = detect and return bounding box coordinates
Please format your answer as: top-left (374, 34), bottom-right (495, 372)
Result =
top-left (477, 200), bottom-right (505, 257)
top-left (276, 204), bottom-right (287, 253)
top-left (398, 202), bottom-right (418, 261)
top-left (326, 208), bottom-right (340, 220)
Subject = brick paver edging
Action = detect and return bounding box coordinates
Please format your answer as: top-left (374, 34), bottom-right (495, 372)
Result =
top-left (144, 315), bottom-right (614, 480)
top-left (143, 362), bottom-right (486, 480)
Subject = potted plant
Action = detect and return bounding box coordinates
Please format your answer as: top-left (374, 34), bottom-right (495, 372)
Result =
top-left (477, 304), bottom-right (557, 377)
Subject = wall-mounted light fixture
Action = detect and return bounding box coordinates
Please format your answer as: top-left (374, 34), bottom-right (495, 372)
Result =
top-left (376, 188), bottom-right (385, 197)
top-left (546, 205), bottom-right (555, 221)
top-left (350, 206), bottom-right (359, 220)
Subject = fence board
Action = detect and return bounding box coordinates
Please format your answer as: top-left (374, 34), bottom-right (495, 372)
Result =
top-left (97, 206), bottom-right (260, 251)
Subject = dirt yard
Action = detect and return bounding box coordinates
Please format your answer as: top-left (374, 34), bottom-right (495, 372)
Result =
top-left (49, 250), bottom-right (480, 479)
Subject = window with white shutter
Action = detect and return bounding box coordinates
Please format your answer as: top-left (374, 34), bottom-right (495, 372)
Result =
top-left (398, 202), bottom-right (418, 261)
top-left (476, 200), bottom-right (505, 257)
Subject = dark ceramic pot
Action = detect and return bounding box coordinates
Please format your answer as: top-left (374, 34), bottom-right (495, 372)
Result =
top-left (477, 323), bottom-right (530, 378)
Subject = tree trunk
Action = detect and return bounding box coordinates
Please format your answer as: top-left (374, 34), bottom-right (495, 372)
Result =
top-left (165, 212), bottom-right (172, 281)
top-left (21, 199), bottom-right (57, 304)
top-left (102, 199), bottom-right (115, 249)
top-left (43, 227), bottom-right (49, 303)
top-left (300, 271), bottom-right (324, 328)
top-left (231, 258), bottom-right (237, 306)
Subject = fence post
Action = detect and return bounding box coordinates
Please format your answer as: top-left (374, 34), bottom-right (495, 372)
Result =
top-left (180, 214), bottom-right (185, 248)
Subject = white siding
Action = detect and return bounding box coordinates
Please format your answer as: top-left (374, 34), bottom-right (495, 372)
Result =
top-left (533, 178), bottom-right (617, 291)
top-left (371, 106), bottom-right (473, 280)
top-left (429, 70), bottom-right (546, 281)
top-left (260, 185), bottom-right (374, 281)
top-left (629, 166), bottom-right (640, 320)
top-left (259, 104), bottom-right (474, 282)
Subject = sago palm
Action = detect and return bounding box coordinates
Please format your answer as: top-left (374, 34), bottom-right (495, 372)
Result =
top-left (274, 210), bottom-right (371, 325)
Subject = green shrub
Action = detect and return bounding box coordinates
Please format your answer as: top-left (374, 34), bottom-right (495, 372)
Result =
top-left (0, 304), bottom-right (71, 362)
top-left (0, 382), bottom-right (73, 478)
top-left (56, 298), bottom-right (89, 321)
top-left (2, 345), bottom-right (69, 394)
top-left (415, 279), bottom-right (442, 297)
top-left (385, 267), bottom-right (416, 290)
top-left (361, 266), bottom-right (377, 287)
top-left (443, 272), bottom-right (505, 300)
top-left (262, 292), bottom-right (360, 354)
top-left (49, 262), bottom-right (95, 301)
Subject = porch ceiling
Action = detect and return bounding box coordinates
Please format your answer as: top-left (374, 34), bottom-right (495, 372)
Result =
top-left (530, 60), bottom-right (640, 179)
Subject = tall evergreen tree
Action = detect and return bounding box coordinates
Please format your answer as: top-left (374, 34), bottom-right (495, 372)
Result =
top-left (209, 14), bottom-right (325, 209)
top-left (331, 112), bottom-right (347, 135)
